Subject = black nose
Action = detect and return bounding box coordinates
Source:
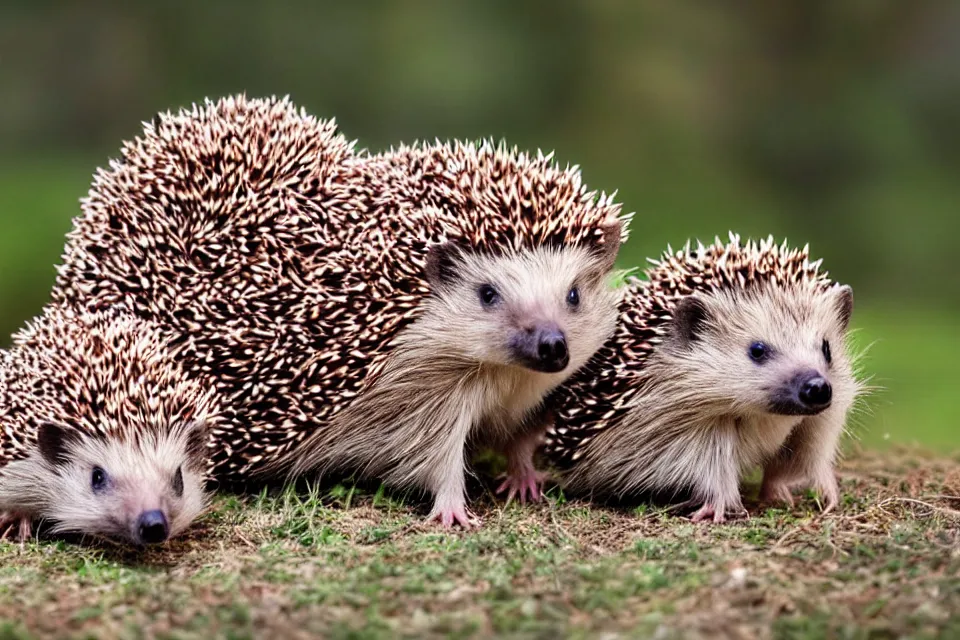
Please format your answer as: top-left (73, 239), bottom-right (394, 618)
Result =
top-left (536, 329), bottom-right (569, 372)
top-left (137, 510), bottom-right (169, 545)
top-left (799, 376), bottom-right (832, 408)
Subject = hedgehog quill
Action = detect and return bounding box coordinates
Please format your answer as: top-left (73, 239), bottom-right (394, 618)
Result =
top-left (52, 95), bottom-right (630, 528)
top-left (541, 235), bottom-right (863, 522)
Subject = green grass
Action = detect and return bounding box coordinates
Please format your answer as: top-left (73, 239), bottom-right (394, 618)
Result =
top-left (849, 306), bottom-right (960, 449)
top-left (0, 159), bottom-right (94, 345)
top-left (0, 449), bottom-right (957, 638)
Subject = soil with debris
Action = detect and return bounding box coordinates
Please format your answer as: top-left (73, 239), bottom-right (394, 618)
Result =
top-left (0, 447), bottom-right (956, 639)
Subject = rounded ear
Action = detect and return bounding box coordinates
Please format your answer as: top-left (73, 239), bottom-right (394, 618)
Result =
top-left (591, 220), bottom-right (623, 272)
top-left (834, 284), bottom-right (854, 331)
top-left (183, 421), bottom-right (212, 463)
top-left (424, 241), bottom-right (463, 288)
top-left (36, 422), bottom-right (81, 467)
top-left (671, 296), bottom-right (710, 347)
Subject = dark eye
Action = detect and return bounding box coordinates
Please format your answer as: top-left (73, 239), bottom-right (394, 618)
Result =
top-left (822, 339), bottom-right (832, 364)
top-left (172, 466), bottom-right (184, 498)
top-left (478, 284), bottom-right (501, 307)
top-left (91, 466), bottom-right (108, 493)
top-left (748, 342), bottom-right (771, 363)
top-left (567, 287), bottom-right (581, 308)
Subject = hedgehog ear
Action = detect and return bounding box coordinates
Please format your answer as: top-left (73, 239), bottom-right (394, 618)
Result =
top-left (590, 220), bottom-right (623, 272)
top-left (834, 285), bottom-right (854, 331)
top-left (36, 422), bottom-right (81, 467)
top-left (671, 296), bottom-right (710, 347)
top-left (425, 242), bottom-right (463, 288)
top-left (183, 421), bottom-right (211, 463)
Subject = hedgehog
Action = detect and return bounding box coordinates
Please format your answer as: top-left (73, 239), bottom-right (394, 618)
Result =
top-left (51, 95), bottom-right (629, 527)
top-left (0, 304), bottom-right (222, 544)
top-left (536, 235), bottom-right (862, 522)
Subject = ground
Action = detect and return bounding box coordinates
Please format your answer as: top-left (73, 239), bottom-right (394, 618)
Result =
top-left (0, 448), bottom-right (956, 640)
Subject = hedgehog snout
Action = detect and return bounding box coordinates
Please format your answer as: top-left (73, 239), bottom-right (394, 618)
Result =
top-left (798, 374), bottom-right (832, 409)
top-left (768, 369), bottom-right (832, 416)
top-left (136, 509), bottom-right (169, 545)
top-left (509, 323), bottom-right (569, 373)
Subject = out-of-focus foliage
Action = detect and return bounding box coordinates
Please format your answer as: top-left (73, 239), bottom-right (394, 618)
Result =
top-left (0, 1), bottom-right (957, 446)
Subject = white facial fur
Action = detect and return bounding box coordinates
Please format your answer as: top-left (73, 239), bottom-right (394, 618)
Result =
top-left (423, 243), bottom-right (621, 381)
top-left (0, 421), bottom-right (209, 545)
top-left (665, 284), bottom-right (857, 423)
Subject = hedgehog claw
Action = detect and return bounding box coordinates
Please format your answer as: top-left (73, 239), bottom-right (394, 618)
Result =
top-left (691, 504), bottom-right (721, 523)
top-left (431, 506), bottom-right (480, 529)
top-left (496, 470), bottom-right (547, 505)
top-left (690, 503), bottom-right (745, 524)
top-left (760, 480), bottom-right (795, 507)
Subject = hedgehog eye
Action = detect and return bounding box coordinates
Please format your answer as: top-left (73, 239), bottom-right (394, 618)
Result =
top-left (821, 339), bottom-right (832, 365)
top-left (91, 466), bottom-right (108, 493)
top-left (478, 284), bottom-right (501, 307)
top-left (172, 466), bottom-right (184, 498)
top-left (567, 286), bottom-right (581, 309)
top-left (748, 341), bottom-right (771, 364)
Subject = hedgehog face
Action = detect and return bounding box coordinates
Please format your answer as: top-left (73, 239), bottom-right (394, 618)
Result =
top-left (27, 421), bottom-right (210, 546)
top-left (423, 237), bottom-right (621, 378)
top-left (667, 283), bottom-right (856, 420)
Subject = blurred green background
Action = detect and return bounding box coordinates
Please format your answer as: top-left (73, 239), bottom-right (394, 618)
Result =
top-left (0, 2), bottom-right (956, 450)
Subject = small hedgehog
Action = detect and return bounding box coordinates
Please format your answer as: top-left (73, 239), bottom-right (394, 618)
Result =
top-left (52, 95), bottom-right (628, 527)
top-left (540, 235), bottom-right (862, 522)
top-left (0, 304), bottom-right (221, 544)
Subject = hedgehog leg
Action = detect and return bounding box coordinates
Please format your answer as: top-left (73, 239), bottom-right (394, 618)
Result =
top-left (689, 423), bottom-right (744, 524)
top-left (761, 412), bottom-right (844, 513)
top-left (425, 407), bottom-right (481, 529)
top-left (496, 427), bottom-right (549, 504)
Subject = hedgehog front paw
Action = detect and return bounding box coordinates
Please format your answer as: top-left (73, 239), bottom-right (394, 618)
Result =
top-left (812, 470), bottom-right (840, 514)
top-left (690, 503), bottom-right (721, 523)
top-left (0, 513), bottom-right (32, 543)
top-left (690, 502), bottom-right (745, 524)
top-left (496, 469), bottom-right (548, 504)
top-left (431, 507), bottom-right (480, 529)
top-left (760, 479), bottom-right (796, 507)
top-left (428, 501), bottom-right (480, 529)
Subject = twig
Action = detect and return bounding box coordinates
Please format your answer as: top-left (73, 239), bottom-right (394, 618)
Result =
top-left (875, 497), bottom-right (960, 520)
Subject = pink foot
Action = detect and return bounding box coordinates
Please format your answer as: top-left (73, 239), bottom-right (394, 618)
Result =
top-left (689, 502), bottom-right (746, 524)
top-left (691, 504), bottom-right (724, 524)
top-left (814, 474), bottom-right (840, 514)
top-left (0, 513), bottom-right (32, 543)
top-left (429, 503), bottom-right (480, 529)
top-left (760, 479), bottom-right (796, 507)
top-left (496, 469), bottom-right (548, 504)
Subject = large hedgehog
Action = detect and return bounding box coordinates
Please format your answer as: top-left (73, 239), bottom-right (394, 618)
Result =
top-left (52, 95), bottom-right (628, 527)
top-left (539, 235), bottom-right (862, 522)
top-left (0, 304), bottom-right (221, 544)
